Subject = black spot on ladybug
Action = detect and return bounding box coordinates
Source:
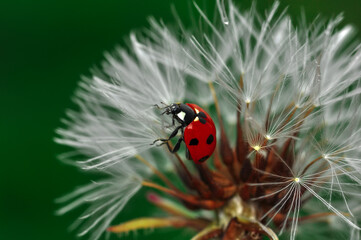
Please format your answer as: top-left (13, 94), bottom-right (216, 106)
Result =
top-left (199, 112), bottom-right (207, 119)
top-left (189, 138), bottom-right (199, 146)
top-left (199, 155), bottom-right (209, 162)
top-left (206, 134), bottom-right (214, 144)
top-left (198, 112), bottom-right (207, 124)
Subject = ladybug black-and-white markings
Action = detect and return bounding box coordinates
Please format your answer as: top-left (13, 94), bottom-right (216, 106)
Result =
top-left (152, 103), bottom-right (217, 164)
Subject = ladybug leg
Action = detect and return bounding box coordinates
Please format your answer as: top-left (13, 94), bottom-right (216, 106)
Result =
top-left (169, 127), bottom-right (184, 153)
top-left (171, 137), bottom-right (183, 153)
top-left (168, 125), bottom-right (182, 140)
top-left (152, 137), bottom-right (183, 153)
top-left (151, 139), bottom-right (169, 146)
top-left (164, 115), bottom-right (176, 128)
top-left (151, 126), bottom-right (183, 145)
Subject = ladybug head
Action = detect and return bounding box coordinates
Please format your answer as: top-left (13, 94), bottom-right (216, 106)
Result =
top-left (162, 103), bottom-right (181, 115)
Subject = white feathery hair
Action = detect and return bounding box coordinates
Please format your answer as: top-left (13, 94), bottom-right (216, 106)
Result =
top-left (56, 0), bottom-right (361, 239)
top-left (55, 19), bottom-right (187, 237)
top-left (55, 162), bottom-right (142, 240)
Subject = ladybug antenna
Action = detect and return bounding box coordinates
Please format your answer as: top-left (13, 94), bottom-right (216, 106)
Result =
top-left (154, 102), bottom-right (170, 110)
top-left (163, 107), bottom-right (174, 115)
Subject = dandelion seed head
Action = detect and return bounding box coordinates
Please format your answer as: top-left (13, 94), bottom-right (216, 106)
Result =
top-left (56, 0), bottom-right (361, 239)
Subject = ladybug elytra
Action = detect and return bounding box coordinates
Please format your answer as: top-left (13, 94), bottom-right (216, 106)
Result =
top-left (153, 103), bottom-right (216, 164)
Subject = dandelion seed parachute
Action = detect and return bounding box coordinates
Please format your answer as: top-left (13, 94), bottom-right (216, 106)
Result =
top-left (56, 0), bottom-right (361, 239)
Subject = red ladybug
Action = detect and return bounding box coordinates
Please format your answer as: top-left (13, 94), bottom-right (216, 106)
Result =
top-left (153, 103), bottom-right (216, 164)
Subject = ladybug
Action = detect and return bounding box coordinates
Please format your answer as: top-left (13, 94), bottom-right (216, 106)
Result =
top-left (153, 103), bottom-right (216, 164)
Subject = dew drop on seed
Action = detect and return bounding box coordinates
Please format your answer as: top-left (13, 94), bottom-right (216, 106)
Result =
top-left (218, 0), bottom-right (229, 26)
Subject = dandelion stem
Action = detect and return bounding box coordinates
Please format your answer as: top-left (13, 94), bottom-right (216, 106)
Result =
top-left (265, 74), bottom-right (285, 131)
top-left (236, 74), bottom-right (248, 177)
top-left (167, 141), bottom-right (193, 180)
top-left (142, 180), bottom-right (189, 200)
top-left (208, 81), bottom-right (222, 121)
top-left (195, 164), bottom-right (234, 199)
top-left (174, 152), bottom-right (195, 183)
top-left (147, 192), bottom-right (198, 218)
top-left (213, 148), bottom-right (227, 172)
top-left (107, 217), bottom-right (209, 233)
top-left (191, 225), bottom-right (222, 240)
top-left (209, 81), bottom-right (237, 181)
top-left (294, 212), bottom-right (350, 223)
top-left (167, 141), bottom-right (206, 197)
top-left (135, 155), bottom-right (176, 190)
top-left (301, 156), bottom-right (323, 176)
top-left (280, 103), bottom-right (297, 131)
top-left (301, 148), bottom-right (345, 177)
top-left (142, 181), bottom-right (225, 209)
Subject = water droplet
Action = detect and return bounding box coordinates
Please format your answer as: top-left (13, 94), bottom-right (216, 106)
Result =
top-left (218, 0), bottom-right (229, 26)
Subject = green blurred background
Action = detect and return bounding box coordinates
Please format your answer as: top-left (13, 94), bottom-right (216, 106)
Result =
top-left (1, 0), bottom-right (361, 239)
